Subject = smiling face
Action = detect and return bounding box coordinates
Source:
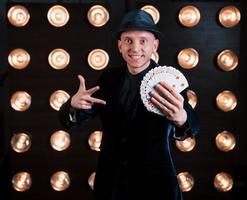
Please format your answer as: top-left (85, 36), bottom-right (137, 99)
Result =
top-left (118, 30), bottom-right (159, 74)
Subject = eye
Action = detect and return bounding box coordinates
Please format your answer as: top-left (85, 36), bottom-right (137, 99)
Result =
top-left (140, 39), bottom-right (146, 45)
top-left (124, 38), bottom-right (132, 44)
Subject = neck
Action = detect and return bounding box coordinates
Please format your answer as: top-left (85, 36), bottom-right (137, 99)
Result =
top-left (127, 60), bottom-right (151, 75)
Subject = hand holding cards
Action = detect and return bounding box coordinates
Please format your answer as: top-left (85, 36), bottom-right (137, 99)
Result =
top-left (140, 65), bottom-right (189, 116)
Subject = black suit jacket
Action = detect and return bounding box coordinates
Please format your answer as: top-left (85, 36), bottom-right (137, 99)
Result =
top-left (59, 60), bottom-right (200, 200)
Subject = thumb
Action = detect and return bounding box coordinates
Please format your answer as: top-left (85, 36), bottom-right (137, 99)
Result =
top-left (78, 75), bottom-right (86, 91)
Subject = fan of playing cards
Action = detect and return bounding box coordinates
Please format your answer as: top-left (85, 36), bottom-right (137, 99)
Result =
top-left (140, 65), bottom-right (189, 116)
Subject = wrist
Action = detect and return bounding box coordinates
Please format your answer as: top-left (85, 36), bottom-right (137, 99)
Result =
top-left (174, 110), bottom-right (187, 127)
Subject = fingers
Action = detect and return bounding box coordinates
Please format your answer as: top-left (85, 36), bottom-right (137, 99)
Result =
top-left (88, 97), bottom-right (106, 105)
top-left (80, 86), bottom-right (106, 106)
top-left (76, 97), bottom-right (106, 110)
top-left (85, 86), bottom-right (106, 105)
top-left (154, 82), bottom-right (183, 107)
top-left (159, 82), bottom-right (183, 101)
top-left (81, 105), bottom-right (93, 109)
top-left (150, 91), bottom-right (178, 113)
top-left (75, 75), bottom-right (106, 107)
top-left (150, 97), bottom-right (170, 118)
top-left (83, 95), bottom-right (106, 105)
top-left (149, 82), bottom-right (185, 117)
top-left (87, 86), bottom-right (100, 95)
top-left (77, 77), bottom-right (101, 96)
top-left (79, 100), bottom-right (93, 110)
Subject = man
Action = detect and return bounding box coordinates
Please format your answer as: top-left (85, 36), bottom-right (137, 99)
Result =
top-left (59, 10), bottom-right (199, 200)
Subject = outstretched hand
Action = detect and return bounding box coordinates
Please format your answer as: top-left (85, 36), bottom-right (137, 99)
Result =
top-left (71, 75), bottom-right (106, 110)
top-left (149, 81), bottom-right (187, 127)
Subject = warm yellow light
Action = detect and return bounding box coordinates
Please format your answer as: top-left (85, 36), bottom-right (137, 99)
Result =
top-left (215, 131), bottom-right (236, 152)
top-left (10, 91), bottom-right (31, 111)
top-left (50, 171), bottom-right (70, 191)
top-left (49, 90), bottom-right (70, 111)
top-left (7, 5), bottom-right (30, 27)
top-left (11, 133), bottom-right (31, 153)
top-left (179, 5), bottom-right (201, 27)
top-left (47, 5), bottom-right (69, 27)
top-left (8, 48), bottom-right (30, 70)
top-left (176, 137), bottom-right (196, 152)
top-left (87, 5), bottom-right (109, 27)
top-left (177, 48), bottom-right (199, 69)
top-left (50, 130), bottom-right (70, 151)
top-left (12, 172), bottom-right (32, 192)
top-left (88, 131), bottom-right (103, 152)
top-left (187, 90), bottom-right (198, 109)
top-left (151, 52), bottom-right (159, 63)
top-left (214, 172), bottom-right (233, 192)
top-left (217, 49), bottom-right (238, 71)
top-left (141, 5), bottom-right (160, 24)
top-left (88, 172), bottom-right (96, 190)
top-left (216, 90), bottom-right (237, 112)
top-left (177, 172), bottom-right (194, 192)
top-left (88, 49), bottom-right (109, 70)
top-left (219, 6), bottom-right (241, 28)
top-left (48, 48), bottom-right (70, 70)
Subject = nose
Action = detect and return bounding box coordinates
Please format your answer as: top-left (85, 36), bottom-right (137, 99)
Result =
top-left (130, 41), bottom-right (140, 52)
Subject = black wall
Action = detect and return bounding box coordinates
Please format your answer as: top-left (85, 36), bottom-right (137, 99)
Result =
top-left (1, 0), bottom-right (247, 200)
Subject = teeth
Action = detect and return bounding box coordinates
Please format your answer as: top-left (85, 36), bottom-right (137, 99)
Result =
top-left (130, 55), bottom-right (141, 59)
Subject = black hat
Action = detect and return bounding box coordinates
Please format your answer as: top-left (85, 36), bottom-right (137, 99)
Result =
top-left (113, 10), bottom-right (163, 39)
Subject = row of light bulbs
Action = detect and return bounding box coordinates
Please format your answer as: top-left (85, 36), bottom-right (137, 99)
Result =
top-left (7, 4), bottom-right (241, 28)
top-left (11, 169), bottom-right (233, 193)
top-left (8, 47), bottom-right (239, 71)
top-left (10, 88), bottom-right (237, 113)
top-left (10, 128), bottom-right (235, 155)
top-left (8, 48), bottom-right (109, 71)
top-left (8, 4), bottom-right (109, 28)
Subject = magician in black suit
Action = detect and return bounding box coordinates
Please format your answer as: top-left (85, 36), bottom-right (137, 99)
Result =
top-left (59, 10), bottom-right (200, 200)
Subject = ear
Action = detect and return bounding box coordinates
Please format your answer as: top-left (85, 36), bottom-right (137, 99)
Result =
top-left (118, 40), bottom-right (122, 53)
top-left (153, 39), bottom-right (159, 52)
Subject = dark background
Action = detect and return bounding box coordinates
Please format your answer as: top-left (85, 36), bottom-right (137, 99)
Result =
top-left (1, 0), bottom-right (247, 199)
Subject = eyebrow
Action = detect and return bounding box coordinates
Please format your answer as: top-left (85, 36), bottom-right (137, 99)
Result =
top-left (122, 36), bottom-right (148, 40)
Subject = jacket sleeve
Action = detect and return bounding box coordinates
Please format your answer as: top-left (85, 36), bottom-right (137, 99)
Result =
top-left (59, 98), bottom-right (96, 129)
top-left (173, 88), bottom-right (200, 141)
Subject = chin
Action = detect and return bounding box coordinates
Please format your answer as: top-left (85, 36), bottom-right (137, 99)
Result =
top-left (128, 61), bottom-right (145, 68)
top-left (129, 65), bottom-right (143, 70)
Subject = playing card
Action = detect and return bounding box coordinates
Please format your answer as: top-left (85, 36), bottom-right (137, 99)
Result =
top-left (140, 65), bottom-right (189, 116)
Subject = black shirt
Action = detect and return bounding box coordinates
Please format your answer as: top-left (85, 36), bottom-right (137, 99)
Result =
top-left (119, 62), bottom-right (152, 121)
